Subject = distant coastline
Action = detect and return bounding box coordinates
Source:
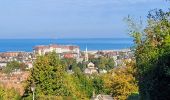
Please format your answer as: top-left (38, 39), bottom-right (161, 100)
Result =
top-left (0, 38), bottom-right (133, 52)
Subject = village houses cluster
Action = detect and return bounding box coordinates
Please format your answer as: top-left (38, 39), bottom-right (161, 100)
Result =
top-left (0, 44), bottom-right (133, 73)
top-left (0, 44), bottom-right (133, 94)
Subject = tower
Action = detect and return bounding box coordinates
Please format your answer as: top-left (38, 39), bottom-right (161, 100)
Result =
top-left (85, 46), bottom-right (88, 62)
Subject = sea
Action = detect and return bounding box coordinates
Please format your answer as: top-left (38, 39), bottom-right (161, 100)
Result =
top-left (0, 38), bottom-right (134, 52)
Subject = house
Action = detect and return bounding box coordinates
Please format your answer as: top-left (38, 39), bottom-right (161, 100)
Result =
top-left (25, 62), bottom-right (33, 69)
top-left (84, 62), bottom-right (98, 75)
top-left (0, 52), bottom-right (20, 58)
top-left (0, 62), bottom-right (7, 69)
top-left (0, 51), bottom-right (34, 63)
top-left (91, 94), bottom-right (113, 100)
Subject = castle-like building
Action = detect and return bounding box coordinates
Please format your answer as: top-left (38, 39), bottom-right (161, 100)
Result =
top-left (33, 44), bottom-right (80, 58)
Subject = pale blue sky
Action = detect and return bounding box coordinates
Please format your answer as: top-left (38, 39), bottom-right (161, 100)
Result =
top-left (0, 0), bottom-right (169, 39)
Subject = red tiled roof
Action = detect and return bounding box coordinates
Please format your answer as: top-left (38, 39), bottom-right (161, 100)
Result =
top-left (33, 45), bottom-right (49, 50)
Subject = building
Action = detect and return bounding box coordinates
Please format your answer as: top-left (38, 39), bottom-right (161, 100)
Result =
top-left (0, 62), bottom-right (7, 69)
top-left (33, 44), bottom-right (80, 58)
top-left (62, 53), bottom-right (79, 59)
top-left (0, 51), bottom-right (33, 62)
top-left (25, 62), bottom-right (33, 69)
top-left (84, 62), bottom-right (98, 75)
top-left (91, 94), bottom-right (113, 100)
top-left (0, 52), bottom-right (21, 58)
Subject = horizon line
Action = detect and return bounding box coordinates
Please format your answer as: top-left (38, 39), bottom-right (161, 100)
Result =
top-left (0, 37), bottom-right (133, 40)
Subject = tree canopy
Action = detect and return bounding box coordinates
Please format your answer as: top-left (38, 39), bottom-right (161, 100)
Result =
top-left (0, 86), bottom-right (21, 100)
top-left (2, 61), bottom-right (27, 74)
top-left (102, 62), bottom-right (138, 100)
top-left (24, 52), bottom-right (96, 99)
top-left (127, 8), bottom-right (170, 100)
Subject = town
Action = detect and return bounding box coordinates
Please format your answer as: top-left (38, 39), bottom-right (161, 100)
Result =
top-left (0, 44), bottom-right (133, 98)
top-left (0, 44), bottom-right (133, 69)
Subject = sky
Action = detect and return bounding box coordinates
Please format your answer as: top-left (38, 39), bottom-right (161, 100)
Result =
top-left (0, 0), bottom-right (169, 39)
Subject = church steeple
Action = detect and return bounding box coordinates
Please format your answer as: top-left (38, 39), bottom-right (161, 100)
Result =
top-left (85, 46), bottom-right (88, 62)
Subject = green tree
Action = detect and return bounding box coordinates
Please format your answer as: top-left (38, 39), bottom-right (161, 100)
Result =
top-left (61, 58), bottom-right (78, 72)
top-left (92, 76), bottom-right (104, 94)
top-left (89, 57), bottom-right (115, 70)
top-left (73, 68), bottom-right (94, 98)
top-left (25, 52), bottom-right (70, 99)
top-left (24, 52), bottom-right (94, 99)
top-left (77, 62), bottom-right (86, 72)
top-left (2, 61), bottom-right (28, 74)
top-left (106, 58), bottom-right (115, 70)
top-left (3, 61), bottom-right (20, 74)
top-left (0, 86), bottom-right (21, 100)
top-left (127, 8), bottom-right (170, 100)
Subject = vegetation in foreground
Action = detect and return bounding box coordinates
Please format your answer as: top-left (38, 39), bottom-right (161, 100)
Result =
top-left (126, 6), bottom-right (170, 100)
top-left (21, 52), bottom-right (137, 100)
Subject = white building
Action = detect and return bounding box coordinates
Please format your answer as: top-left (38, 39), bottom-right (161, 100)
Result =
top-left (84, 62), bottom-right (98, 75)
top-left (33, 44), bottom-right (80, 57)
top-left (92, 94), bottom-right (113, 100)
top-left (0, 62), bottom-right (7, 68)
top-left (25, 62), bottom-right (33, 69)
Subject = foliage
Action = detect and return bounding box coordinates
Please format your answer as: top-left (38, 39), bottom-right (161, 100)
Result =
top-left (24, 52), bottom-right (95, 99)
top-left (89, 57), bottom-right (115, 70)
top-left (24, 52), bottom-right (70, 99)
top-left (19, 63), bottom-right (28, 71)
top-left (102, 62), bottom-right (138, 100)
top-left (77, 62), bottom-right (87, 72)
top-left (0, 86), bottom-right (21, 100)
top-left (3, 61), bottom-right (20, 74)
top-left (92, 75), bottom-right (104, 94)
top-left (127, 8), bottom-right (170, 100)
top-left (61, 58), bottom-right (77, 71)
top-left (72, 67), bottom-right (94, 98)
top-left (127, 92), bottom-right (139, 100)
top-left (2, 61), bottom-right (28, 74)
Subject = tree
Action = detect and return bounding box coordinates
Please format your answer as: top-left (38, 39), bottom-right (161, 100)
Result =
top-left (2, 61), bottom-right (28, 74)
top-left (102, 62), bottom-right (138, 100)
top-left (19, 63), bottom-right (27, 71)
top-left (61, 58), bottom-right (78, 72)
top-left (72, 67), bottom-right (94, 98)
top-left (25, 52), bottom-right (70, 99)
top-left (24, 52), bottom-right (94, 99)
top-left (77, 62), bottom-right (86, 72)
top-left (92, 75), bottom-right (104, 94)
top-left (3, 61), bottom-right (20, 74)
top-left (127, 8), bottom-right (170, 99)
top-left (89, 57), bottom-right (115, 70)
top-left (0, 86), bottom-right (21, 100)
top-left (106, 58), bottom-right (115, 70)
